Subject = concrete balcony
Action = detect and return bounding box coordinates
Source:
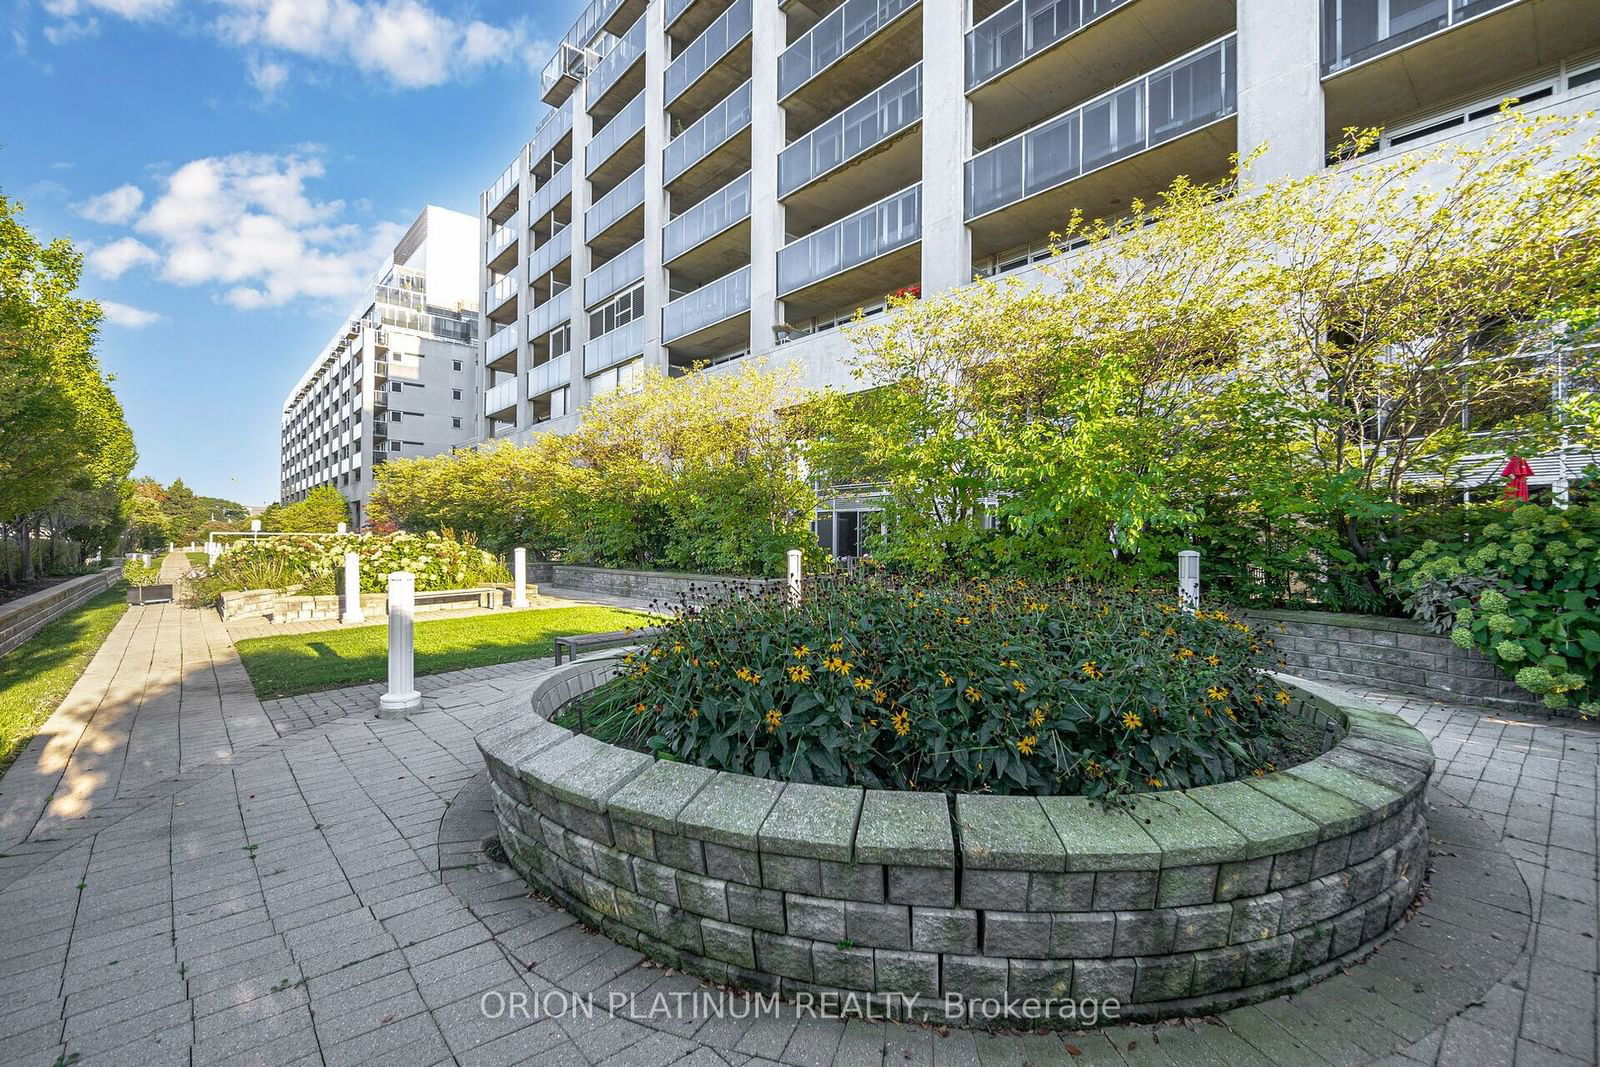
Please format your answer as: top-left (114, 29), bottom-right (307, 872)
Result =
top-left (529, 352), bottom-right (573, 398)
top-left (529, 161), bottom-right (572, 225)
top-left (778, 182), bottom-right (921, 319)
top-left (1321, 0), bottom-right (1600, 145)
top-left (531, 99), bottom-right (574, 169)
top-left (586, 166), bottom-right (647, 253)
top-left (483, 157), bottom-right (520, 221)
top-left (967, 0), bottom-right (1233, 147)
top-left (779, 0), bottom-right (921, 134)
top-left (663, 170), bottom-right (750, 280)
top-left (540, 0), bottom-right (636, 105)
top-left (484, 322), bottom-right (520, 371)
top-left (485, 213), bottom-right (520, 273)
top-left (588, 91), bottom-right (647, 186)
top-left (484, 269), bottom-right (519, 322)
top-left (779, 63), bottom-right (922, 233)
top-left (663, 264), bottom-right (750, 355)
top-left (583, 317), bottom-right (646, 376)
top-left (586, 239), bottom-right (646, 306)
top-left (664, 81), bottom-right (752, 199)
top-left (528, 289), bottom-right (573, 341)
top-left (484, 377), bottom-right (519, 418)
top-left (666, 0), bottom-right (752, 117)
top-left (965, 34), bottom-right (1237, 257)
top-left (529, 227), bottom-right (573, 280)
top-left (588, 14), bottom-right (646, 118)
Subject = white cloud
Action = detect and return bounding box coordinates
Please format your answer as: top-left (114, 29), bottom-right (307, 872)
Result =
top-left (87, 236), bottom-right (160, 278)
top-left (247, 55), bottom-right (288, 95)
top-left (73, 183), bottom-right (144, 224)
top-left (128, 150), bottom-right (404, 310)
top-left (99, 301), bottom-right (163, 328)
top-left (43, 0), bottom-right (173, 18)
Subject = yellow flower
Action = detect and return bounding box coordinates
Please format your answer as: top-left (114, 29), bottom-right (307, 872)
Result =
top-left (1275, 689), bottom-right (1292, 705)
top-left (853, 678), bottom-right (873, 692)
top-left (1012, 678), bottom-right (1028, 694)
top-left (1204, 654), bottom-right (1221, 667)
top-left (734, 666), bottom-right (763, 685)
top-left (1081, 661), bottom-right (1102, 680)
top-left (1146, 776), bottom-right (1163, 788)
top-left (688, 707), bottom-right (699, 718)
top-left (1017, 735), bottom-right (1037, 756)
top-left (891, 709), bottom-right (911, 736)
top-left (671, 643), bottom-right (686, 654)
top-left (955, 616), bottom-right (971, 626)
top-left (1000, 658), bottom-right (1020, 669)
top-left (1121, 710), bottom-right (1143, 730)
top-left (1176, 647), bottom-right (1195, 660)
top-left (792, 645), bottom-right (811, 659)
top-left (787, 665), bottom-right (812, 683)
top-left (1085, 760), bottom-right (1105, 779)
top-left (1029, 707), bottom-right (1046, 728)
top-left (829, 640), bottom-right (844, 653)
top-left (873, 688), bottom-right (887, 705)
top-left (1163, 626), bottom-right (1177, 637)
top-left (690, 657), bottom-right (701, 668)
top-left (963, 686), bottom-right (983, 703)
top-left (764, 708), bottom-right (782, 732)
top-left (633, 702), bottom-right (648, 715)
top-left (1206, 685), bottom-right (1229, 702)
top-left (938, 669), bottom-right (955, 686)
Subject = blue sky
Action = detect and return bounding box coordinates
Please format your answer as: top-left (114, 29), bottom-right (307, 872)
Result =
top-left (1, 0), bottom-right (583, 506)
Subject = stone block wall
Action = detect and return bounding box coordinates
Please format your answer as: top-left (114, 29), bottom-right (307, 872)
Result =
top-left (477, 664), bottom-right (1434, 1024)
top-left (1250, 609), bottom-right (1540, 715)
top-left (0, 567), bottom-right (120, 658)
top-left (528, 564), bottom-right (779, 605)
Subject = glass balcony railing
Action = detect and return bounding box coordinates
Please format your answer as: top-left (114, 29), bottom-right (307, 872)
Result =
top-left (485, 213), bottom-right (520, 260)
top-left (485, 323), bottom-right (520, 362)
top-left (778, 182), bottom-right (921, 295)
top-left (965, 35), bottom-right (1236, 221)
top-left (587, 91), bottom-right (646, 175)
top-left (666, 0), bottom-right (752, 104)
top-left (529, 353), bottom-right (572, 398)
top-left (529, 226), bottom-right (572, 278)
top-left (583, 316), bottom-right (646, 375)
top-left (586, 166), bottom-right (646, 240)
top-left (664, 171), bottom-right (750, 261)
top-left (529, 161), bottom-right (571, 223)
top-left (484, 157), bottom-right (519, 207)
top-left (665, 0), bottom-right (694, 28)
top-left (586, 240), bottom-right (646, 306)
top-left (486, 269), bottom-right (519, 310)
top-left (663, 265), bottom-right (750, 342)
top-left (779, 0), bottom-right (918, 100)
top-left (541, 0), bottom-right (626, 95)
top-left (967, 0), bottom-right (1132, 91)
top-left (528, 288), bottom-right (572, 339)
top-left (664, 81), bottom-right (752, 184)
top-left (484, 377), bottom-right (519, 415)
top-left (589, 15), bottom-right (645, 102)
top-left (531, 99), bottom-right (574, 166)
top-left (1322, 0), bottom-right (1517, 74)
top-left (778, 64), bottom-right (921, 198)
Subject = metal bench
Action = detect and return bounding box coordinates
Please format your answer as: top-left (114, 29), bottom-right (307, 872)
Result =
top-left (409, 587), bottom-right (499, 611)
top-left (553, 626), bottom-right (665, 665)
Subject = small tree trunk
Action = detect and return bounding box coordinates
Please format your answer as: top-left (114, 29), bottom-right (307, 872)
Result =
top-left (19, 522), bottom-right (33, 583)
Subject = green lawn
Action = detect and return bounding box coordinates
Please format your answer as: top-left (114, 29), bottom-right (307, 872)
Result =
top-left (233, 605), bottom-right (657, 699)
top-left (185, 552), bottom-right (208, 568)
top-left (0, 584), bottom-right (129, 777)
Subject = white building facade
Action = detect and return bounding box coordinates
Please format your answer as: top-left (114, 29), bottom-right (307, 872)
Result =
top-left (478, 0), bottom-right (1600, 452)
top-left (280, 206), bottom-right (481, 528)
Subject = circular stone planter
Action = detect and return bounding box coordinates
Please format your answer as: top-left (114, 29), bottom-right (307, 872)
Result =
top-left (475, 658), bottom-right (1433, 1025)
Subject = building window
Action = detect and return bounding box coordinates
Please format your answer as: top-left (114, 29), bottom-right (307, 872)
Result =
top-left (390, 441), bottom-right (401, 452)
top-left (390, 411), bottom-right (401, 422)
top-left (391, 381), bottom-right (402, 392)
top-left (453, 360), bottom-right (462, 371)
top-left (453, 389), bottom-right (462, 400)
top-left (452, 417), bottom-right (462, 428)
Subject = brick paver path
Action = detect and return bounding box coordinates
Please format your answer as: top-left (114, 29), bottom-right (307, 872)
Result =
top-left (0, 568), bottom-right (1594, 1065)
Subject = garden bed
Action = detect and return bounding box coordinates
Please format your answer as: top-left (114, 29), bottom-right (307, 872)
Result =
top-left (478, 659), bottom-right (1432, 1025)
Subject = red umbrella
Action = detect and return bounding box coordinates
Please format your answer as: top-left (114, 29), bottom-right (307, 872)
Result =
top-left (1501, 455), bottom-right (1533, 501)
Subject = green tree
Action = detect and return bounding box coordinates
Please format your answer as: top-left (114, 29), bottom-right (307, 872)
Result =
top-left (265, 485), bottom-right (351, 533)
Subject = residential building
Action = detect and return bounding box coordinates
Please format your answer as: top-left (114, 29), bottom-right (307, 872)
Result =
top-left (280, 206), bottom-right (480, 528)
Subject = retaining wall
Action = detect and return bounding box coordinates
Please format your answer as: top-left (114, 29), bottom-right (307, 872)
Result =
top-left (528, 564), bottom-right (778, 604)
top-left (1250, 609), bottom-right (1540, 715)
top-left (478, 663), bottom-right (1433, 1024)
top-left (219, 586), bottom-right (527, 623)
top-left (0, 567), bottom-right (121, 658)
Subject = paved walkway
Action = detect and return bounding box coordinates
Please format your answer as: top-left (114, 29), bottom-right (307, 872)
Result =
top-left (0, 561), bottom-right (1594, 1066)
top-left (224, 589), bottom-right (655, 642)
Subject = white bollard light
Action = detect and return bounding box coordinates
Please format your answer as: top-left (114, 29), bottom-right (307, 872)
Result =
top-left (341, 551), bottom-right (364, 625)
top-left (337, 522), bottom-right (348, 534)
top-left (512, 547), bottom-right (529, 608)
top-left (251, 519), bottom-right (261, 533)
top-left (1178, 550), bottom-right (1201, 614)
top-left (380, 571), bottom-right (422, 716)
top-left (786, 549), bottom-right (803, 608)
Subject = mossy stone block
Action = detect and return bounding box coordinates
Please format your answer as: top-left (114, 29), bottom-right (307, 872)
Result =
top-left (1038, 796), bottom-right (1161, 872)
top-left (759, 782), bottom-right (863, 861)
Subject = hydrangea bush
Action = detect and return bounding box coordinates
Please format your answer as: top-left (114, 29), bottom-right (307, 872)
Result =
top-left (583, 576), bottom-right (1300, 797)
top-left (1395, 501), bottom-right (1600, 714)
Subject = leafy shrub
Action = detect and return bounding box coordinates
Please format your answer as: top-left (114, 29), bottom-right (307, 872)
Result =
top-left (1394, 501), bottom-right (1600, 714)
top-left (584, 576), bottom-right (1300, 797)
top-left (122, 558), bottom-right (160, 587)
top-left (188, 530), bottom-right (510, 604)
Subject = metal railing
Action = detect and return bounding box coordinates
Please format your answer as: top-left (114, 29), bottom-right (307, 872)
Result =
top-left (666, 0), bottom-right (752, 105)
top-left (779, 0), bottom-right (918, 99)
top-left (586, 166), bottom-right (647, 239)
top-left (529, 352), bottom-right (573, 397)
top-left (528, 288), bottom-right (572, 339)
top-left (1322, 0), bottom-right (1518, 74)
top-left (589, 14), bottom-right (646, 102)
top-left (540, 0), bottom-right (626, 95)
top-left (778, 182), bottom-right (921, 295)
top-left (965, 35), bottom-right (1237, 220)
top-left (484, 377), bottom-right (519, 415)
top-left (485, 322), bottom-right (520, 362)
top-left (587, 91), bottom-right (647, 175)
top-left (585, 239), bottom-right (646, 306)
top-left (530, 161), bottom-right (571, 222)
top-left (664, 170), bottom-right (751, 261)
top-left (531, 99), bottom-right (574, 165)
top-left (967, 0), bottom-right (1132, 90)
top-left (663, 264), bottom-right (751, 342)
top-left (779, 64), bottom-right (922, 197)
top-left (664, 80), bottom-right (752, 184)
top-left (582, 316), bottom-right (646, 375)
top-left (484, 157), bottom-right (519, 208)
top-left (485, 269), bottom-right (519, 311)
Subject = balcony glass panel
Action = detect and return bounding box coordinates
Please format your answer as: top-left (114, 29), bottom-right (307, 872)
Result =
top-left (531, 99), bottom-right (574, 165)
top-left (530, 161), bottom-right (571, 222)
top-left (666, 0), bottom-right (752, 104)
top-left (528, 288), bottom-right (572, 339)
top-left (663, 171), bottom-right (750, 261)
top-left (485, 213), bottom-right (519, 260)
top-left (585, 240), bottom-right (646, 305)
top-left (589, 15), bottom-right (645, 103)
top-left (1321, 0), bottom-right (1514, 73)
top-left (966, 0), bottom-right (1141, 90)
top-left (485, 323), bottom-right (520, 362)
top-left (779, 65), bottom-right (921, 197)
top-left (664, 81), bottom-right (752, 184)
top-left (665, 0), bottom-right (693, 27)
top-left (586, 166), bottom-right (646, 240)
top-left (587, 91), bottom-right (646, 175)
top-left (779, 0), bottom-right (917, 99)
top-left (541, 0), bottom-right (626, 94)
top-left (778, 183), bottom-right (921, 295)
top-left (484, 378), bottom-right (519, 415)
top-left (485, 158), bottom-right (519, 207)
top-left (663, 265), bottom-right (750, 342)
top-left (965, 36), bottom-right (1236, 220)
top-left (583, 316), bottom-right (646, 375)
top-left (529, 352), bottom-right (572, 397)
top-left (529, 226), bottom-right (572, 277)
top-left (486, 269), bottom-right (519, 310)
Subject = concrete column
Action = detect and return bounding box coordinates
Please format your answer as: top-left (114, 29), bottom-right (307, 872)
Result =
top-left (641, 0), bottom-right (669, 375)
top-left (1236, 0), bottom-right (1325, 185)
top-left (379, 571), bottom-right (422, 716)
top-left (341, 551), bottom-right (365, 624)
top-left (572, 79), bottom-right (598, 411)
top-left (919, 0), bottom-right (972, 296)
top-left (748, 0), bottom-right (784, 355)
top-left (513, 547), bottom-right (530, 608)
